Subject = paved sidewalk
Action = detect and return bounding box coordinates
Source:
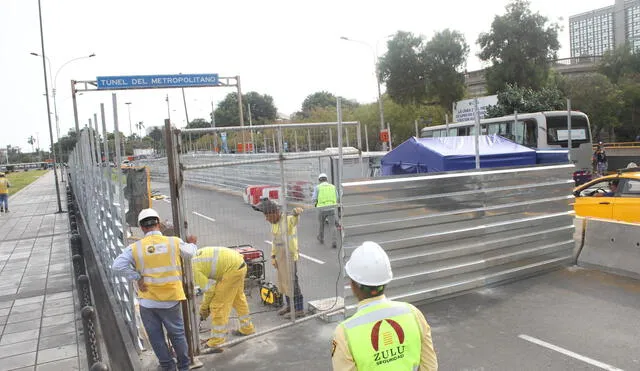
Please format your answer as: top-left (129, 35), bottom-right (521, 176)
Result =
top-left (0, 171), bottom-right (85, 371)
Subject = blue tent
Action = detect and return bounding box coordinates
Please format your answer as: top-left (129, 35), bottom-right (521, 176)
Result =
top-left (381, 135), bottom-right (537, 175)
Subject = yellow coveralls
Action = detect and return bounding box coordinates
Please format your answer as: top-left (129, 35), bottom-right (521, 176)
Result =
top-left (192, 246), bottom-right (255, 347)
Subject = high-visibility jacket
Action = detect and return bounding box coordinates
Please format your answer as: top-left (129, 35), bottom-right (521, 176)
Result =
top-left (271, 214), bottom-right (299, 261)
top-left (0, 178), bottom-right (9, 194)
top-left (340, 300), bottom-right (422, 370)
top-left (131, 234), bottom-right (186, 302)
top-left (192, 246), bottom-right (245, 288)
top-left (317, 182), bottom-right (337, 207)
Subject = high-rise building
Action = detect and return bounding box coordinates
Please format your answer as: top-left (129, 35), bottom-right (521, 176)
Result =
top-left (569, 0), bottom-right (640, 57)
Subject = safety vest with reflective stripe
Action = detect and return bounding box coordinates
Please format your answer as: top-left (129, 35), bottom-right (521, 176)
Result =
top-left (132, 234), bottom-right (186, 301)
top-left (192, 246), bottom-right (244, 283)
top-left (341, 300), bottom-right (422, 370)
top-left (0, 178), bottom-right (9, 194)
top-left (316, 182), bottom-right (337, 207)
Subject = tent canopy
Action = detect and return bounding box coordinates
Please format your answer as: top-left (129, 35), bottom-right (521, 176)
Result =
top-left (381, 135), bottom-right (537, 175)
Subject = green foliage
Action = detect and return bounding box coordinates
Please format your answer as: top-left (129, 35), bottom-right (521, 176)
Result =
top-left (379, 31), bottom-right (426, 106)
top-left (477, 0), bottom-right (561, 93)
top-left (561, 73), bottom-right (623, 139)
top-left (423, 29), bottom-right (470, 112)
top-left (599, 44), bottom-right (640, 84)
top-left (379, 29), bottom-right (468, 111)
top-left (295, 91), bottom-right (359, 118)
top-left (296, 96), bottom-right (446, 150)
top-left (214, 92), bottom-right (278, 127)
top-left (485, 84), bottom-right (565, 118)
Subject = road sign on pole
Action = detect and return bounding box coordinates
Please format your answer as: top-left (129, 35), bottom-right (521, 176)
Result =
top-left (96, 74), bottom-right (219, 90)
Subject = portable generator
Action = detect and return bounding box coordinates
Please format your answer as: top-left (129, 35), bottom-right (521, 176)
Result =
top-left (229, 244), bottom-right (265, 296)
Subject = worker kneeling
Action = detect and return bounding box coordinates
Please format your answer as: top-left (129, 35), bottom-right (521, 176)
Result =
top-left (193, 246), bottom-right (256, 349)
top-left (332, 242), bottom-right (438, 370)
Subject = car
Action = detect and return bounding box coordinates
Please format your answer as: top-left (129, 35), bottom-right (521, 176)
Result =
top-left (573, 167), bottom-right (640, 223)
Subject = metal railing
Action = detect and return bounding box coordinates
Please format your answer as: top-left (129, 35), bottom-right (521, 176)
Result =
top-left (341, 163), bottom-right (577, 311)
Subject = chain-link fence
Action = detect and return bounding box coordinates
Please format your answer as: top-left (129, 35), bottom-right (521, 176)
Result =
top-left (167, 121), bottom-right (360, 353)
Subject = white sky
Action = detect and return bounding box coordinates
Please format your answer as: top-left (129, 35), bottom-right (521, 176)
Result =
top-left (0, 0), bottom-right (612, 151)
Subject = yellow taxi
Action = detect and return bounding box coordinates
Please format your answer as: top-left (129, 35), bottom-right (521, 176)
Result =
top-left (573, 168), bottom-right (640, 223)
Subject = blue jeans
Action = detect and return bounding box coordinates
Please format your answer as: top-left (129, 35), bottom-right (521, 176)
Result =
top-left (140, 304), bottom-right (190, 371)
top-left (0, 194), bottom-right (7, 211)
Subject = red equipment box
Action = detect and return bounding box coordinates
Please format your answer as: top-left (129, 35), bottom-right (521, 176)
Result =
top-left (230, 244), bottom-right (264, 261)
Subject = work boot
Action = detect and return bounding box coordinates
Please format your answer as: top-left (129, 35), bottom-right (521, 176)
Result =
top-left (277, 306), bottom-right (290, 316)
top-left (283, 310), bottom-right (306, 320)
top-left (332, 242), bottom-right (337, 249)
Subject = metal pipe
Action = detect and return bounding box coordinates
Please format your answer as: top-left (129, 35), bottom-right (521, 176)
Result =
top-left (567, 99), bottom-right (572, 163)
top-left (182, 121), bottom-right (360, 133)
top-left (364, 124), bottom-right (370, 152)
top-left (415, 120), bottom-right (419, 137)
top-left (474, 98), bottom-right (481, 169)
top-left (386, 123), bottom-right (393, 151)
top-left (183, 149), bottom-right (361, 170)
top-left (236, 76), bottom-right (246, 151)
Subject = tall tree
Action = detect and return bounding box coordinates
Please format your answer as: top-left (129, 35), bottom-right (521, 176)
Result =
top-left (561, 73), bottom-right (622, 140)
top-left (378, 29), bottom-right (468, 111)
top-left (422, 29), bottom-right (469, 112)
top-left (477, 0), bottom-right (561, 93)
top-left (214, 92), bottom-right (278, 127)
top-left (379, 31), bottom-right (426, 106)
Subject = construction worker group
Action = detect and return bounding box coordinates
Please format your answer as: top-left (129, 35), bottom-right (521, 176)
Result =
top-left (112, 171), bottom-right (438, 370)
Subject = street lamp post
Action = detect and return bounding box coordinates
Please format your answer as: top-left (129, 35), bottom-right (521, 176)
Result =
top-left (340, 36), bottom-right (388, 151)
top-left (35, 0), bottom-right (62, 213)
top-left (125, 102), bottom-right (133, 137)
top-left (30, 52), bottom-right (95, 182)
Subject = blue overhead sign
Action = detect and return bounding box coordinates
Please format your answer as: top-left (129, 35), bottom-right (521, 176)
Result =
top-left (96, 74), bottom-right (219, 90)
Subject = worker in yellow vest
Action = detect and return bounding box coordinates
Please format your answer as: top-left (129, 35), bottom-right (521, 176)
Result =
top-left (261, 199), bottom-right (306, 319)
top-left (332, 242), bottom-right (438, 370)
top-left (112, 208), bottom-right (198, 371)
top-left (0, 172), bottom-right (11, 213)
top-left (312, 173), bottom-right (339, 248)
top-left (193, 246), bottom-right (255, 349)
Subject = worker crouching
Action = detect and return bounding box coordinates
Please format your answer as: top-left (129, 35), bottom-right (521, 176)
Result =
top-left (193, 246), bottom-right (256, 349)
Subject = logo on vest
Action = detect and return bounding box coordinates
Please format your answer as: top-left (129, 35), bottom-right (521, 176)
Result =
top-left (370, 318), bottom-right (406, 366)
top-left (147, 246), bottom-right (155, 254)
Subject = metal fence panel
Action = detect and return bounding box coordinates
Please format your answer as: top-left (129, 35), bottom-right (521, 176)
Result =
top-left (69, 128), bottom-right (141, 348)
top-left (341, 164), bottom-right (576, 311)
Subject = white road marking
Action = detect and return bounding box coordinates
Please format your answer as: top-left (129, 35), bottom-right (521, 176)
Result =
top-left (192, 211), bottom-right (216, 223)
top-left (518, 334), bottom-right (624, 371)
top-left (263, 240), bottom-right (325, 265)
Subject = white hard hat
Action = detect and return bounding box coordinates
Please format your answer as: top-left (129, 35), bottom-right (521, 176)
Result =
top-left (627, 162), bottom-right (638, 168)
top-left (138, 208), bottom-right (160, 224)
top-left (345, 241), bottom-right (393, 286)
top-left (318, 173), bottom-right (328, 180)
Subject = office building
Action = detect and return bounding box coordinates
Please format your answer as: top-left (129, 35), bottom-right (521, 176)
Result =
top-left (569, 0), bottom-right (640, 57)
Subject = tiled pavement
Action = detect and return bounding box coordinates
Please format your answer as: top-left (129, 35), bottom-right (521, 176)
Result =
top-left (0, 171), bottom-right (85, 371)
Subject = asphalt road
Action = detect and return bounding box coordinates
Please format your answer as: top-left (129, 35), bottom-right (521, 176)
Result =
top-left (207, 267), bottom-right (640, 371)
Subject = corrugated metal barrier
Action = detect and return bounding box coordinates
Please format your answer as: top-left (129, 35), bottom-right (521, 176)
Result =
top-left (341, 163), bottom-right (576, 310)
